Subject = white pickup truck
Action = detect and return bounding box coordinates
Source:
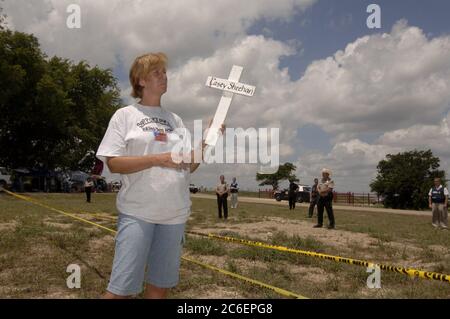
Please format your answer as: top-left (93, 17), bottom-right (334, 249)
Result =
top-left (0, 167), bottom-right (11, 189)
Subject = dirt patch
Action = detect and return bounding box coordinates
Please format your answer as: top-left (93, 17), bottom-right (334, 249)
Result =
top-left (184, 253), bottom-right (268, 275)
top-left (184, 284), bottom-right (244, 299)
top-left (0, 268), bottom-right (12, 283)
top-left (0, 220), bottom-right (18, 231)
top-left (192, 216), bottom-right (379, 251)
top-left (88, 235), bottom-right (115, 252)
top-left (190, 216), bottom-right (438, 268)
top-left (27, 242), bottom-right (55, 259)
top-left (78, 211), bottom-right (118, 222)
top-left (44, 221), bottom-right (73, 229)
top-left (40, 286), bottom-right (78, 299)
top-left (278, 261), bottom-right (331, 284)
top-left (181, 253), bottom-right (248, 298)
top-left (0, 286), bottom-right (32, 297)
top-left (376, 241), bottom-right (422, 254)
top-left (399, 259), bottom-right (445, 272)
top-left (87, 234), bottom-right (115, 265)
top-left (429, 245), bottom-right (450, 256)
top-left (183, 252), bottom-right (330, 296)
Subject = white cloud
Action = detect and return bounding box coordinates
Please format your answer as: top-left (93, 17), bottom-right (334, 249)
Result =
top-left (296, 112), bottom-right (450, 192)
top-left (164, 35), bottom-right (295, 123)
top-left (3, 0), bottom-right (315, 69)
top-left (279, 20), bottom-right (450, 136)
top-left (376, 112), bottom-right (450, 170)
top-left (5, 1), bottom-right (450, 192)
top-left (295, 139), bottom-right (402, 192)
top-left (4, 0), bottom-right (313, 190)
top-left (166, 19), bottom-right (450, 192)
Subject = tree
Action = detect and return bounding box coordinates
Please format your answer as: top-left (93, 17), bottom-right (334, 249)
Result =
top-left (370, 150), bottom-right (445, 210)
top-left (0, 0), bottom-right (6, 31)
top-left (0, 29), bottom-right (122, 172)
top-left (256, 162), bottom-right (298, 190)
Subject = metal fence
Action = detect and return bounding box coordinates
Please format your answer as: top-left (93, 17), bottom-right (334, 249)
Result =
top-left (332, 192), bottom-right (381, 207)
top-left (258, 189), bottom-right (381, 207)
top-left (258, 189), bottom-right (275, 198)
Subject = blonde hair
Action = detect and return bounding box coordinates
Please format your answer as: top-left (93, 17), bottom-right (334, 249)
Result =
top-left (129, 52), bottom-right (168, 98)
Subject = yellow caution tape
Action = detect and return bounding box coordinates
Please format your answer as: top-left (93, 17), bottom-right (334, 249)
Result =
top-left (3, 189), bottom-right (307, 299)
top-left (186, 231), bottom-right (450, 284)
top-left (3, 190), bottom-right (117, 234)
top-left (79, 212), bottom-right (118, 222)
top-left (182, 256), bottom-right (307, 299)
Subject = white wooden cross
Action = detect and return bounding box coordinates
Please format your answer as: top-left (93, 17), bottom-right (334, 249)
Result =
top-left (204, 65), bottom-right (256, 150)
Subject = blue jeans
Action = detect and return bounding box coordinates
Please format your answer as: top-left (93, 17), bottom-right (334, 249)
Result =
top-left (107, 214), bottom-right (186, 296)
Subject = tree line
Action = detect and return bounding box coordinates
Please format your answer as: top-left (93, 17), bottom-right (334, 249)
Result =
top-left (257, 150), bottom-right (446, 210)
top-left (0, 18), bottom-right (122, 173)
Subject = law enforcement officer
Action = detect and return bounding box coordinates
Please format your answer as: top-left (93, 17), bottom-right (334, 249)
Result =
top-left (313, 169), bottom-right (335, 229)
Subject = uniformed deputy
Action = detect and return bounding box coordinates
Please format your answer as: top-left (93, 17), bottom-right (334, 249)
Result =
top-left (313, 168), bottom-right (335, 229)
top-left (216, 175), bottom-right (229, 219)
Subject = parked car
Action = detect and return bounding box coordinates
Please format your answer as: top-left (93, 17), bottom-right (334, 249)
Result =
top-left (10, 168), bottom-right (59, 192)
top-left (297, 185), bottom-right (312, 203)
top-left (111, 181), bottom-right (122, 192)
top-left (274, 185), bottom-right (311, 203)
top-left (189, 184), bottom-right (199, 194)
top-left (67, 171), bottom-right (90, 192)
top-left (0, 167), bottom-right (12, 189)
top-left (91, 175), bottom-right (108, 192)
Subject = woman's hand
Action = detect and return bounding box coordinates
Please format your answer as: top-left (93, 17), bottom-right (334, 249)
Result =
top-left (201, 119), bottom-right (226, 152)
top-left (107, 152), bottom-right (191, 175)
top-left (158, 153), bottom-right (190, 171)
top-left (105, 121), bottom-right (226, 175)
top-left (188, 120), bottom-right (226, 174)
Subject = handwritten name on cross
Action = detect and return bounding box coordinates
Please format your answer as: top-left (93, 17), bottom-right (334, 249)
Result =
top-left (204, 65), bottom-right (256, 148)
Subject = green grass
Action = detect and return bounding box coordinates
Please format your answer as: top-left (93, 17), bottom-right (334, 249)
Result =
top-left (202, 191), bottom-right (266, 198)
top-left (184, 237), bottom-right (227, 256)
top-left (191, 197), bottom-right (450, 248)
top-left (187, 197), bottom-right (450, 298)
top-left (1, 192), bottom-right (449, 298)
top-left (271, 231), bottom-right (325, 252)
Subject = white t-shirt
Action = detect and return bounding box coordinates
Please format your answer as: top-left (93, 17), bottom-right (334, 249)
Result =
top-left (96, 103), bottom-right (192, 224)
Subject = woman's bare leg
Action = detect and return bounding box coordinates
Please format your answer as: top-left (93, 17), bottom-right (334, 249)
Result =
top-left (102, 291), bottom-right (131, 299)
top-left (144, 283), bottom-right (168, 299)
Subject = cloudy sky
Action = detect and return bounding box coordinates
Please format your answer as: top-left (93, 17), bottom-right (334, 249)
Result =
top-left (4, 0), bottom-right (450, 192)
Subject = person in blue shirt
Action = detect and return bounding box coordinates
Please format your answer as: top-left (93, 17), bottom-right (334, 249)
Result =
top-left (428, 177), bottom-right (448, 229)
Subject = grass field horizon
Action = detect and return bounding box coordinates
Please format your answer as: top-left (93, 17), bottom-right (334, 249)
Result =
top-left (1, 192), bottom-right (449, 299)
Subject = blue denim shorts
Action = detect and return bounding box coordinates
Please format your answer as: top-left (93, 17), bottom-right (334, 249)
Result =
top-left (107, 213), bottom-right (186, 296)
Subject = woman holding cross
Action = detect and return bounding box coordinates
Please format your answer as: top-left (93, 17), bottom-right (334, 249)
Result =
top-left (97, 52), bottom-right (223, 299)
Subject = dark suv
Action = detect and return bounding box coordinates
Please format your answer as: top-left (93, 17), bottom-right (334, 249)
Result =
top-left (274, 185), bottom-right (311, 203)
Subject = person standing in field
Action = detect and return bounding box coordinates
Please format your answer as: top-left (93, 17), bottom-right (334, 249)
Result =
top-left (216, 175), bottom-right (229, 219)
top-left (288, 179), bottom-right (299, 210)
top-left (308, 178), bottom-right (319, 218)
top-left (97, 52), bottom-right (224, 299)
top-left (84, 177), bottom-right (94, 203)
top-left (230, 177), bottom-right (239, 209)
top-left (429, 177), bottom-right (448, 230)
top-left (314, 169), bottom-right (335, 229)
